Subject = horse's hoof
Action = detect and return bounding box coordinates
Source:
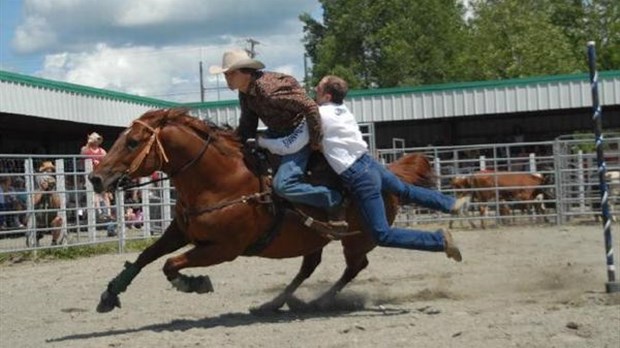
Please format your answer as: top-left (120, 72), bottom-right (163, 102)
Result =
top-left (171, 274), bottom-right (214, 294)
top-left (192, 275), bottom-right (214, 294)
top-left (96, 290), bottom-right (121, 313)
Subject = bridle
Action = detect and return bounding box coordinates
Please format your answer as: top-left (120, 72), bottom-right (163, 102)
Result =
top-left (119, 119), bottom-right (211, 190)
top-left (120, 117), bottom-right (270, 222)
top-left (127, 119), bottom-right (170, 176)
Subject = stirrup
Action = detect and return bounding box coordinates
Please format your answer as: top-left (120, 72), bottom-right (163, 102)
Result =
top-left (327, 199), bottom-right (349, 225)
top-left (296, 208), bottom-right (359, 240)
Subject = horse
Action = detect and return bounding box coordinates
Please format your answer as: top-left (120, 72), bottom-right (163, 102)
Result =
top-left (449, 171), bottom-right (550, 229)
top-left (88, 108), bottom-right (436, 314)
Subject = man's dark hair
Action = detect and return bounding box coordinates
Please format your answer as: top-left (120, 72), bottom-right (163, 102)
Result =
top-left (322, 75), bottom-right (348, 104)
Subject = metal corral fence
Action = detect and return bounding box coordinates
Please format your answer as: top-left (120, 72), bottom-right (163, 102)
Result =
top-left (1, 135), bottom-right (619, 254)
top-left (379, 135), bottom-right (620, 228)
top-left (0, 155), bottom-right (174, 253)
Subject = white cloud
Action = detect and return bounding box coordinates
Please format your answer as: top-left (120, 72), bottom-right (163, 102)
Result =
top-left (14, 0), bottom-right (318, 52)
top-left (11, 0), bottom-right (320, 102)
top-left (13, 15), bottom-right (56, 53)
top-left (38, 44), bottom-right (203, 101)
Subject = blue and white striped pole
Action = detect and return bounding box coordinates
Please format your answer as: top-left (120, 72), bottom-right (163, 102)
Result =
top-left (587, 41), bottom-right (619, 293)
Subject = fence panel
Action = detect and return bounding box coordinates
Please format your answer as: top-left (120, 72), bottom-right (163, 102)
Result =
top-left (1, 136), bottom-right (618, 254)
top-left (0, 155), bottom-right (174, 253)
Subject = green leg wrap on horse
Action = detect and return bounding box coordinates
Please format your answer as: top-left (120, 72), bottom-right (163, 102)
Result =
top-left (107, 261), bottom-right (141, 295)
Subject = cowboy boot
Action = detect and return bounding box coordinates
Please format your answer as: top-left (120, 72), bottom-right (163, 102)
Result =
top-left (440, 229), bottom-right (462, 262)
top-left (451, 196), bottom-right (471, 215)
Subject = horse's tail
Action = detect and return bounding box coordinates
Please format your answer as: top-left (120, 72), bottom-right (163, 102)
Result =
top-left (387, 153), bottom-right (436, 188)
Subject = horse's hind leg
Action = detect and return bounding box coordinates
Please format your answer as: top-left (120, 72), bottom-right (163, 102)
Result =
top-left (97, 219), bottom-right (188, 313)
top-left (289, 251), bottom-right (370, 311)
top-left (249, 250), bottom-right (323, 315)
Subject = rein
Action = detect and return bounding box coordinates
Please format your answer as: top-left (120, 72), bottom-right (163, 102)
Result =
top-left (182, 192), bottom-right (270, 217)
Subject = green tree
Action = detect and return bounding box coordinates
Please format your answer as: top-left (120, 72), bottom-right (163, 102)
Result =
top-left (300, 0), bottom-right (467, 88)
top-left (461, 0), bottom-right (582, 81)
top-left (300, 0), bottom-right (618, 89)
top-left (582, 0), bottom-right (620, 70)
top-left (549, 0), bottom-right (620, 70)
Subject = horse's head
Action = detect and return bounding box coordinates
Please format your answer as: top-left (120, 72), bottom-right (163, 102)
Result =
top-left (89, 108), bottom-right (199, 193)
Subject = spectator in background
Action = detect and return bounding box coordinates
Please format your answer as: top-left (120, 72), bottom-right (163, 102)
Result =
top-left (34, 161), bottom-right (63, 245)
top-left (124, 207), bottom-right (143, 229)
top-left (80, 132), bottom-right (111, 216)
top-left (9, 176), bottom-right (27, 228)
top-left (0, 176), bottom-right (10, 229)
top-left (0, 176), bottom-right (26, 229)
top-left (81, 132), bottom-right (106, 167)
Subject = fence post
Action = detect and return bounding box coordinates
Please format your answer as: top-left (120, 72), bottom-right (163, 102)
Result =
top-left (434, 157), bottom-right (442, 190)
top-left (577, 150), bottom-right (585, 213)
top-left (115, 190), bottom-right (126, 253)
top-left (139, 177), bottom-right (151, 237)
top-left (479, 155), bottom-right (486, 171)
top-left (54, 159), bottom-right (68, 244)
top-left (529, 153), bottom-right (536, 173)
top-left (24, 158), bottom-right (37, 252)
top-left (84, 159), bottom-right (97, 242)
top-left (162, 177), bottom-right (172, 225)
top-left (587, 41), bottom-right (619, 293)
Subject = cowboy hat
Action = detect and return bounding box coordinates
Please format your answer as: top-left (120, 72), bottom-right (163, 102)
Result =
top-left (209, 49), bottom-right (265, 74)
top-left (87, 132), bottom-right (103, 145)
top-left (38, 161), bottom-right (55, 172)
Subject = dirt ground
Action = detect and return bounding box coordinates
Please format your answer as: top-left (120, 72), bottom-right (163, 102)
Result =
top-left (1, 223), bottom-right (620, 348)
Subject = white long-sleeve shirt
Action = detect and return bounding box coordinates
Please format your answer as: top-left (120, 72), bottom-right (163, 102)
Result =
top-left (319, 102), bottom-right (368, 174)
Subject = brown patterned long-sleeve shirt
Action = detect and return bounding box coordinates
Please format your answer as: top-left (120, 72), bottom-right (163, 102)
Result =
top-left (236, 71), bottom-right (322, 149)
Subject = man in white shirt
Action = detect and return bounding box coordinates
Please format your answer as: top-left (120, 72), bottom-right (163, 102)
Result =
top-left (316, 75), bottom-right (467, 261)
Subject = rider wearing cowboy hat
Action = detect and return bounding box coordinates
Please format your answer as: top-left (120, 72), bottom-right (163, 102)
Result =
top-left (210, 49), bottom-right (348, 231)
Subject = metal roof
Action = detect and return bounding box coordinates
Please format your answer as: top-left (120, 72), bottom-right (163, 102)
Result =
top-left (192, 71), bottom-right (620, 126)
top-left (0, 70), bottom-right (179, 127)
top-left (345, 71), bottom-right (620, 123)
top-left (1, 70), bottom-right (619, 128)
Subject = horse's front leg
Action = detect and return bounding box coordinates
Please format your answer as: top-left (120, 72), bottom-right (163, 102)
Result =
top-left (162, 243), bottom-right (239, 294)
top-left (97, 219), bottom-right (188, 313)
top-left (249, 250), bottom-right (323, 315)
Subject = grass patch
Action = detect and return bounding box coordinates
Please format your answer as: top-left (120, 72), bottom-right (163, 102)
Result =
top-left (0, 238), bottom-right (157, 265)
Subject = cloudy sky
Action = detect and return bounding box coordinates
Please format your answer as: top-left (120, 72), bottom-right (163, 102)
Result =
top-left (0, 0), bottom-right (321, 102)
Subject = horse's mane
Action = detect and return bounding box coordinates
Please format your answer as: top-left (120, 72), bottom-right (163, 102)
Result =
top-left (141, 108), bottom-right (242, 157)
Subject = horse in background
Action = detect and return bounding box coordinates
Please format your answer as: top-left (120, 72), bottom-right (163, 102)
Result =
top-left (88, 108), bottom-right (436, 314)
top-left (449, 171), bottom-right (551, 229)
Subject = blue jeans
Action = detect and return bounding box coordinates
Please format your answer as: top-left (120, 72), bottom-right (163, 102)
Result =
top-left (340, 153), bottom-right (456, 250)
top-left (273, 145), bottom-right (342, 210)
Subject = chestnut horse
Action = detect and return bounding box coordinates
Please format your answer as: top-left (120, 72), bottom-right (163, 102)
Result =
top-left (89, 108), bottom-right (435, 314)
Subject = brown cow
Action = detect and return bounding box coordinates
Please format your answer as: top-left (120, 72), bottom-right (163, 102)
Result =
top-left (450, 171), bottom-right (548, 229)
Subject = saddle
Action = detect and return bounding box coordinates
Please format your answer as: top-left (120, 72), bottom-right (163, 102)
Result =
top-left (242, 140), bottom-right (358, 240)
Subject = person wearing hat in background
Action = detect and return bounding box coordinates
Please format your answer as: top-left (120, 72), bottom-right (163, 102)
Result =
top-left (81, 132), bottom-right (106, 168)
top-left (80, 132), bottom-right (111, 216)
top-left (209, 49), bottom-right (347, 231)
top-left (33, 161), bottom-right (63, 245)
